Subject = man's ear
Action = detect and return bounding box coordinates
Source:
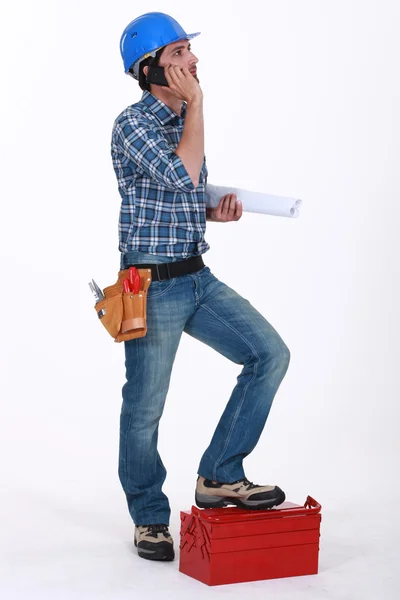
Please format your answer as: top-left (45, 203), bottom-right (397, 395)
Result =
top-left (143, 65), bottom-right (149, 77)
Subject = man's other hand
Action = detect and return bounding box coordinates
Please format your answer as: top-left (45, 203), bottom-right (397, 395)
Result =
top-left (206, 194), bottom-right (243, 222)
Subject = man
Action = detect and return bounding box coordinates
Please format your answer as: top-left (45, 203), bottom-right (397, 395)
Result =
top-left (112, 12), bottom-right (290, 562)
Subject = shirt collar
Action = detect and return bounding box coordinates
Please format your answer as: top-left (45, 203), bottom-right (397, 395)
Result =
top-left (141, 90), bottom-right (187, 125)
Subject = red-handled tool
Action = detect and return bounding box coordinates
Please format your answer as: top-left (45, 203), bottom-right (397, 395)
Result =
top-left (124, 267), bottom-right (140, 294)
top-left (128, 266), bottom-right (140, 294)
top-left (129, 267), bottom-right (137, 289)
top-left (133, 272), bottom-right (140, 294)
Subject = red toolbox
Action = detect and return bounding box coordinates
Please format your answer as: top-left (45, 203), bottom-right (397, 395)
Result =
top-left (179, 496), bottom-right (321, 586)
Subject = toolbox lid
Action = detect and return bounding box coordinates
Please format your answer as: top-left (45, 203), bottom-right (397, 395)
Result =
top-left (188, 496), bottom-right (321, 524)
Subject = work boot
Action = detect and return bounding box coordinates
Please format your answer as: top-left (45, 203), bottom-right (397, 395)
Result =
top-left (195, 475), bottom-right (286, 510)
top-left (134, 524), bottom-right (175, 561)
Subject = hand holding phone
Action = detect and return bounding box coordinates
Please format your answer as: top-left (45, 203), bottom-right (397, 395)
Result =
top-left (163, 65), bottom-right (203, 103)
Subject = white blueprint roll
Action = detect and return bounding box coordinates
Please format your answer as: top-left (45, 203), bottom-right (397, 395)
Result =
top-left (205, 183), bottom-right (302, 218)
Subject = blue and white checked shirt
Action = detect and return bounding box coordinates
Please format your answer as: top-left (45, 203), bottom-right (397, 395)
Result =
top-left (111, 90), bottom-right (210, 258)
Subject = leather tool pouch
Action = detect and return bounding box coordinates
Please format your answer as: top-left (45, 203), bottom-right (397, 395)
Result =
top-left (94, 268), bottom-right (152, 342)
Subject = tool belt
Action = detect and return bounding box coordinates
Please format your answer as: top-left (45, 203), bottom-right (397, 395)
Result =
top-left (94, 255), bottom-right (205, 342)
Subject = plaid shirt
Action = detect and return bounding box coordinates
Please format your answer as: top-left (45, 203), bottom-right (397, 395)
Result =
top-left (111, 90), bottom-right (210, 258)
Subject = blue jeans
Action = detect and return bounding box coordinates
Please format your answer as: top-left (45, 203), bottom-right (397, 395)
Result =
top-left (118, 251), bottom-right (290, 526)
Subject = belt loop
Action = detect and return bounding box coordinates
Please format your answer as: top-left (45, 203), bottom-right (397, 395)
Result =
top-left (156, 263), bottom-right (171, 281)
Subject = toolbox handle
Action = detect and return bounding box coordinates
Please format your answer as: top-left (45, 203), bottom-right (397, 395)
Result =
top-left (191, 496), bottom-right (321, 524)
top-left (304, 495), bottom-right (321, 512)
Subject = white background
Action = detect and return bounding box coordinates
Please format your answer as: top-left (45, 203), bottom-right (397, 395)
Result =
top-left (1, 0), bottom-right (399, 598)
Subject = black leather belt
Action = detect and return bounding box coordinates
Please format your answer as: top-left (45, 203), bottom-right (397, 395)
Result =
top-left (127, 255), bottom-right (205, 281)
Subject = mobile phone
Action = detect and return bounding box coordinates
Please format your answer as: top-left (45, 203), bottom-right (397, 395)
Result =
top-left (146, 65), bottom-right (169, 87)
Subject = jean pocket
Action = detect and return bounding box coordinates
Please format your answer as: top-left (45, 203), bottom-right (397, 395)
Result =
top-left (147, 277), bottom-right (177, 298)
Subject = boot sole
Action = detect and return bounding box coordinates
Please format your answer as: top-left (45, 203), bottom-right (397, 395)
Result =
top-left (195, 489), bottom-right (286, 510)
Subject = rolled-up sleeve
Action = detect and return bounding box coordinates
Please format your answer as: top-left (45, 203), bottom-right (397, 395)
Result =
top-left (115, 115), bottom-right (195, 193)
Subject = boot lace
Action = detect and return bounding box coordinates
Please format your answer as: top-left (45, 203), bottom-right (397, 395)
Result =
top-left (238, 477), bottom-right (261, 491)
top-left (145, 524), bottom-right (169, 534)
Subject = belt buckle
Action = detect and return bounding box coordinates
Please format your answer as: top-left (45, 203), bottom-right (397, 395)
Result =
top-left (155, 263), bottom-right (171, 281)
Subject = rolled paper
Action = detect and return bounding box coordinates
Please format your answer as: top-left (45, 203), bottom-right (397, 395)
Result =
top-left (206, 183), bottom-right (302, 218)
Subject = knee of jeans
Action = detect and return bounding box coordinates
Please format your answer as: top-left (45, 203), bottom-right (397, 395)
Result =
top-left (279, 343), bottom-right (291, 371)
top-left (278, 341), bottom-right (290, 364)
top-left (258, 339), bottom-right (290, 371)
top-left (124, 404), bottom-right (165, 432)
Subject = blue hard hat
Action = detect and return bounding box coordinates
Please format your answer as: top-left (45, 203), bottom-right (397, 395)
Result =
top-left (120, 12), bottom-right (201, 77)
